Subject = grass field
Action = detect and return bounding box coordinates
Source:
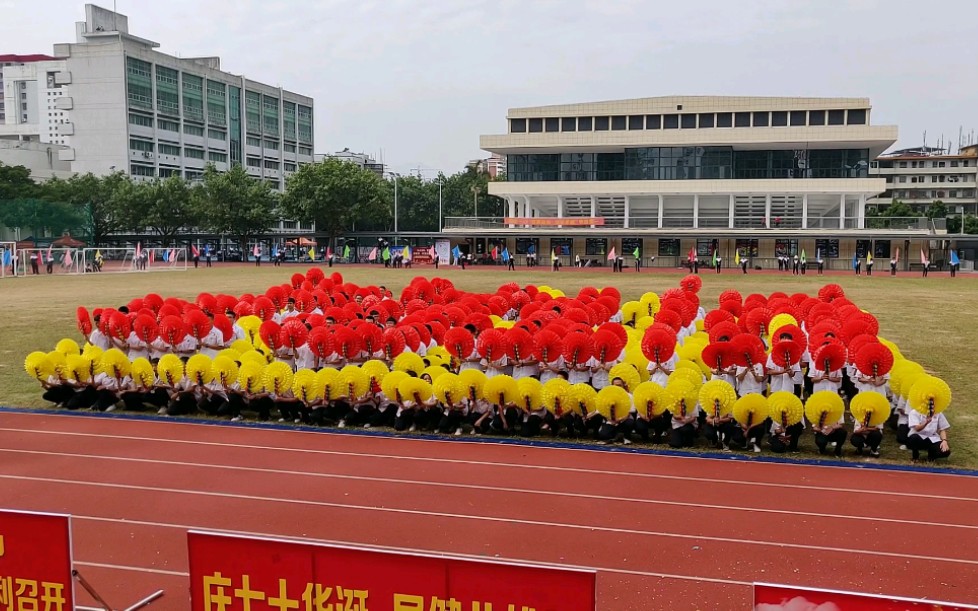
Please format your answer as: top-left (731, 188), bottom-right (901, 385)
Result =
top-left (1, 264), bottom-right (973, 468)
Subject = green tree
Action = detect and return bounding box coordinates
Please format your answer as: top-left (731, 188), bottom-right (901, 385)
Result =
top-left (881, 199), bottom-right (914, 217)
top-left (131, 177), bottom-right (200, 245)
top-left (43, 172), bottom-right (130, 245)
top-left (281, 157), bottom-right (390, 241)
top-left (195, 164), bottom-right (278, 246)
top-left (0, 162), bottom-right (38, 200)
top-left (925, 200), bottom-right (947, 219)
top-left (391, 173), bottom-right (439, 232)
top-left (0, 197), bottom-right (85, 237)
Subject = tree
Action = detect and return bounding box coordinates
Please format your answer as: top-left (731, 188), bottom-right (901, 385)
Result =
top-left (135, 176), bottom-right (200, 245)
top-left (0, 162), bottom-right (38, 200)
top-left (43, 172), bottom-right (130, 245)
top-left (195, 164), bottom-right (278, 246)
top-left (925, 200), bottom-right (947, 219)
top-left (881, 199), bottom-right (914, 217)
top-left (281, 157), bottom-right (390, 241)
top-left (0, 197), bottom-right (85, 238)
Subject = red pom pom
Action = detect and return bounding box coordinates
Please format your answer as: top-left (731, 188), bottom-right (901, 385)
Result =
top-left (702, 342), bottom-right (736, 370)
top-left (259, 320), bottom-right (282, 350)
top-left (279, 319), bottom-right (309, 351)
top-left (332, 326), bottom-right (362, 360)
top-left (308, 327), bottom-right (333, 359)
top-left (704, 309), bottom-right (735, 332)
top-left (855, 343), bottom-right (894, 377)
top-left (743, 307), bottom-right (773, 336)
top-left (533, 329), bottom-right (563, 364)
top-left (133, 314), bottom-right (158, 343)
top-left (109, 311), bottom-right (132, 340)
top-left (505, 327), bottom-right (535, 362)
top-left (212, 315), bottom-right (232, 342)
top-left (477, 328), bottom-right (506, 362)
top-left (444, 327), bottom-right (476, 360)
top-left (680, 274), bottom-right (703, 293)
top-left (253, 296), bottom-right (276, 322)
top-left (76, 306), bottom-right (92, 336)
top-left (770, 339), bottom-right (803, 367)
top-left (708, 321), bottom-right (741, 344)
top-left (718, 289), bottom-right (742, 305)
top-left (305, 267), bottom-right (325, 286)
top-left (195, 293), bottom-right (216, 315)
top-left (359, 323), bottom-right (383, 356)
top-left (641, 327), bottom-right (677, 363)
top-left (592, 329), bottom-right (625, 362)
top-left (818, 284), bottom-right (846, 303)
top-left (652, 308), bottom-right (683, 333)
top-left (159, 315), bottom-right (188, 347)
top-left (184, 309), bottom-right (213, 342)
top-left (730, 333), bottom-right (766, 368)
top-left (562, 332), bottom-right (595, 368)
top-left (382, 327), bottom-right (406, 359)
top-left (814, 342), bottom-right (847, 373)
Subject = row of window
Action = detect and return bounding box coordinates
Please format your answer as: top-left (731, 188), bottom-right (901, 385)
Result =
top-left (510, 109), bottom-right (867, 134)
top-left (881, 189), bottom-right (976, 200)
top-left (887, 175), bottom-right (975, 184)
top-left (873, 159), bottom-right (975, 169)
top-left (527, 237), bottom-right (875, 259)
top-left (506, 148), bottom-right (871, 182)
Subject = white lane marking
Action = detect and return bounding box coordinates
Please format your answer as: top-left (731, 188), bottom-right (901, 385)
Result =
top-left (2, 473), bottom-right (976, 568)
top-left (1, 447), bottom-right (973, 532)
top-left (0, 426), bottom-right (973, 503)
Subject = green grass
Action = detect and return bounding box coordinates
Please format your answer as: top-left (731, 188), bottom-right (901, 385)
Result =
top-left (1, 264), bottom-right (974, 469)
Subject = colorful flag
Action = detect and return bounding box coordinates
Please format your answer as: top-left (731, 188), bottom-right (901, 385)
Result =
top-left (308, 247), bottom-right (316, 261)
top-left (852, 254), bottom-right (858, 270)
top-left (800, 249), bottom-right (806, 264)
top-left (502, 248), bottom-right (510, 263)
top-left (894, 247), bottom-right (900, 263)
top-left (64, 249), bottom-right (73, 267)
top-left (816, 248), bottom-right (822, 263)
top-left (491, 246), bottom-right (499, 260)
top-left (606, 247), bottom-right (616, 261)
top-left (367, 247), bottom-right (378, 261)
top-left (735, 250), bottom-right (741, 266)
top-left (950, 250), bottom-right (960, 266)
top-left (326, 247), bottom-right (333, 259)
top-left (451, 246), bottom-right (461, 262)
top-left (253, 244), bottom-right (260, 258)
top-left (47, 244), bottom-right (54, 263)
top-left (687, 247), bottom-right (695, 263)
top-left (711, 247), bottom-right (718, 267)
top-left (272, 244), bottom-right (279, 258)
top-left (866, 251), bottom-right (873, 265)
top-left (343, 245), bottom-right (351, 259)
top-left (920, 247), bottom-right (929, 266)
top-left (382, 247), bottom-right (391, 262)
top-left (632, 246), bottom-right (640, 259)
top-left (149, 249), bottom-right (155, 264)
top-left (191, 245), bottom-right (200, 258)
top-left (551, 249), bottom-right (558, 262)
top-left (2, 249), bottom-right (10, 267)
top-left (162, 250), bottom-right (170, 263)
top-left (403, 246), bottom-right (412, 261)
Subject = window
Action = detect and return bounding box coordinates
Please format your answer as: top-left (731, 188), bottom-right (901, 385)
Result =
top-left (262, 95), bottom-right (279, 137)
top-left (510, 118), bottom-right (526, 133)
top-left (611, 115), bottom-right (627, 130)
top-left (809, 110), bottom-right (825, 126)
top-left (734, 112), bottom-right (750, 127)
top-left (828, 110), bottom-right (845, 125)
top-left (663, 114), bottom-right (679, 129)
top-left (594, 116), bottom-right (610, 130)
top-left (657, 239), bottom-right (680, 257)
top-left (716, 112), bottom-right (732, 128)
top-left (129, 113), bottom-right (153, 128)
top-left (159, 143), bottom-right (181, 156)
top-left (528, 118), bottom-right (543, 132)
top-left (298, 145), bottom-right (313, 156)
top-left (208, 151), bottom-right (227, 163)
top-left (645, 115), bottom-right (660, 129)
top-left (899, 161), bottom-right (908, 168)
top-left (245, 90), bottom-right (261, 133)
top-left (790, 111), bottom-right (806, 126)
top-left (156, 65), bottom-right (180, 116)
top-left (264, 159), bottom-right (279, 170)
top-left (680, 114), bottom-right (696, 129)
top-left (126, 57), bottom-right (153, 109)
top-left (184, 147), bottom-right (205, 159)
top-left (847, 109), bottom-right (867, 125)
top-left (951, 160), bottom-right (959, 167)
top-left (578, 116), bottom-right (593, 131)
top-left (155, 119), bottom-right (178, 132)
top-left (184, 123), bottom-right (204, 137)
top-left (937, 161), bottom-right (946, 167)
top-left (158, 168), bottom-right (179, 178)
top-left (284, 162), bottom-right (297, 172)
top-left (698, 113), bottom-right (714, 128)
top-left (545, 117), bottom-right (560, 132)
top-left (206, 80), bottom-right (227, 126)
top-left (247, 157), bottom-right (261, 167)
top-left (771, 111), bottom-right (788, 127)
top-left (129, 138), bottom-right (154, 153)
top-left (264, 139), bottom-right (279, 150)
top-left (562, 117), bottom-right (577, 131)
top-left (585, 238), bottom-right (607, 256)
top-left (130, 164), bottom-right (155, 177)
top-left (752, 112), bottom-right (768, 127)
top-left (246, 136), bottom-right (261, 147)
top-left (898, 176), bottom-right (907, 183)
top-left (185, 170), bottom-right (203, 181)
top-left (628, 115), bottom-right (644, 130)
top-left (208, 128), bottom-right (226, 141)
top-left (284, 143), bottom-right (297, 153)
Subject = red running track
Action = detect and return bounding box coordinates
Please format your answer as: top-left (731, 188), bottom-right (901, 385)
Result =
top-left (1, 410), bottom-right (978, 610)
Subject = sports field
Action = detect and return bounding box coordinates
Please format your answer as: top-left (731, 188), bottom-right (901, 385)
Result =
top-left (0, 262), bottom-right (973, 468)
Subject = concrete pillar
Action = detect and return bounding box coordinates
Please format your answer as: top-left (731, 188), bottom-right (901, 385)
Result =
top-left (728, 194), bottom-right (735, 229)
top-left (802, 194), bottom-right (809, 229)
top-left (858, 194), bottom-right (866, 229)
top-left (692, 194), bottom-right (700, 229)
top-left (764, 193), bottom-right (772, 229)
top-left (657, 194), bottom-right (664, 229)
top-left (839, 193), bottom-right (846, 229)
top-left (623, 195), bottom-right (630, 229)
top-left (508, 199), bottom-right (516, 226)
top-left (556, 196), bottom-right (564, 229)
top-left (590, 196), bottom-right (597, 229)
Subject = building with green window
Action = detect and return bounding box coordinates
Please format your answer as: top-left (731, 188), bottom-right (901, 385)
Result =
top-left (46, 4), bottom-right (314, 191)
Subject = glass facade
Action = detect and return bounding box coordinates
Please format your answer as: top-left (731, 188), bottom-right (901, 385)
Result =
top-left (245, 90), bottom-right (262, 134)
top-left (228, 86), bottom-right (242, 166)
top-left (206, 80), bottom-right (227, 126)
top-left (283, 102), bottom-right (297, 142)
top-left (262, 95), bottom-right (279, 138)
top-left (126, 57), bottom-right (153, 110)
top-left (155, 65), bottom-right (180, 116)
top-left (297, 105), bottom-right (313, 144)
top-left (506, 148), bottom-right (869, 182)
top-left (182, 74), bottom-right (204, 123)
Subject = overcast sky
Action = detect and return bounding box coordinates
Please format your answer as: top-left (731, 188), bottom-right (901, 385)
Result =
top-left (5, 0), bottom-right (978, 175)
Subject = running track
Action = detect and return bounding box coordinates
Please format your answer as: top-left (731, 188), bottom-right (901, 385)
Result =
top-left (2, 410), bottom-right (978, 610)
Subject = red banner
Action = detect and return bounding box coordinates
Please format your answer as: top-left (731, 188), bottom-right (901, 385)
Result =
top-left (504, 217), bottom-right (605, 227)
top-left (412, 246), bottom-right (433, 264)
top-left (0, 510), bottom-right (73, 611)
top-left (188, 531), bottom-right (595, 611)
top-left (755, 583), bottom-right (978, 610)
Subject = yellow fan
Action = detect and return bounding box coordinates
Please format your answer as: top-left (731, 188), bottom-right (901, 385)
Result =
top-left (889, 360), bottom-right (925, 399)
top-left (768, 313), bottom-right (798, 338)
top-left (767, 391), bottom-right (804, 428)
top-left (186, 354), bottom-right (214, 385)
top-left (157, 354), bottom-right (185, 387)
top-left (908, 375), bottom-right (952, 416)
top-left (541, 378), bottom-right (572, 415)
top-left (695, 319), bottom-right (705, 333)
top-left (635, 316), bottom-right (655, 332)
top-left (361, 359), bottom-right (390, 387)
top-left (698, 379), bottom-right (736, 419)
top-left (339, 366), bottom-right (370, 400)
top-left (238, 350), bottom-right (269, 367)
top-left (427, 345), bottom-right (451, 362)
top-left (292, 369), bottom-right (323, 403)
top-left (66, 355), bottom-right (94, 383)
top-left (211, 356), bottom-right (239, 387)
top-left (805, 391), bottom-right (845, 429)
top-left (850, 392), bottom-right (890, 428)
top-left (669, 365), bottom-right (703, 390)
top-left (317, 367), bottom-right (342, 400)
top-left (623, 347), bottom-right (650, 382)
top-left (380, 370), bottom-right (409, 401)
top-left (433, 373), bottom-right (464, 407)
top-left (516, 377), bottom-right (543, 412)
top-left (393, 352), bottom-right (425, 376)
top-left (733, 393), bottom-right (768, 429)
top-left (216, 348), bottom-right (242, 362)
top-left (422, 365), bottom-right (449, 382)
top-left (632, 382), bottom-right (672, 419)
top-left (620, 301), bottom-right (645, 325)
top-left (262, 361), bottom-right (294, 395)
top-left (230, 339), bottom-right (254, 354)
top-left (878, 337), bottom-right (903, 360)
top-left (458, 369), bottom-right (487, 402)
top-left (25, 351), bottom-right (53, 381)
top-left (569, 382), bottom-right (597, 417)
top-left (609, 362), bottom-right (641, 392)
top-left (82, 344), bottom-right (104, 362)
top-left (130, 358), bottom-right (156, 388)
top-left (47, 351), bottom-right (68, 380)
top-left (236, 315), bottom-right (262, 342)
top-left (596, 385), bottom-right (632, 421)
top-left (398, 376), bottom-right (434, 404)
top-left (639, 291), bottom-right (661, 316)
top-left (483, 374), bottom-right (518, 407)
top-left (666, 379), bottom-right (698, 419)
top-left (237, 362), bottom-right (265, 394)
top-left (55, 338), bottom-right (81, 357)
top-left (98, 348), bottom-right (131, 380)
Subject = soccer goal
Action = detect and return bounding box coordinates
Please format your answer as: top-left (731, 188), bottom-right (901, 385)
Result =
top-left (13, 246), bottom-right (85, 276)
top-left (81, 247), bottom-right (141, 274)
top-left (0, 242), bottom-right (17, 278)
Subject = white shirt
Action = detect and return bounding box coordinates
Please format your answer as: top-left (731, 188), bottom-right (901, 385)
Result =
top-left (538, 357), bottom-right (565, 384)
top-left (907, 409), bottom-right (950, 443)
top-left (671, 404), bottom-right (700, 429)
top-left (199, 327), bottom-right (226, 358)
top-left (812, 369), bottom-right (842, 394)
top-left (273, 309), bottom-right (300, 323)
top-left (126, 332), bottom-right (150, 361)
top-left (88, 330), bottom-right (111, 351)
top-left (512, 359), bottom-right (538, 380)
top-left (648, 354), bottom-right (679, 388)
top-left (588, 355), bottom-right (621, 390)
top-left (295, 345), bottom-right (317, 370)
top-left (482, 356), bottom-right (510, 379)
top-left (737, 364), bottom-right (766, 396)
top-left (854, 368), bottom-right (889, 396)
top-left (459, 348), bottom-right (482, 372)
top-left (567, 363), bottom-right (591, 385)
top-left (765, 355), bottom-right (799, 394)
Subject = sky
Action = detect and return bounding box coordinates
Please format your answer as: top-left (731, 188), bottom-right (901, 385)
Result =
top-left (4, 0), bottom-right (978, 175)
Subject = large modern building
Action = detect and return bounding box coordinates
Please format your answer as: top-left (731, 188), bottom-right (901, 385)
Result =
top-left (314, 149), bottom-right (385, 178)
top-left (868, 144), bottom-right (978, 215)
top-left (0, 53), bottom-right (71, 146)
top-left (2, 4), bottom-right (315, 191)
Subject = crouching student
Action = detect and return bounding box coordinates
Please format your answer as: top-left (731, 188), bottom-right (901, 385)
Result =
top-left (437, 395), bottom-right (468, 436)
top-left (850, 418), bottom-right (883, 457)
top-left (906, 409), bottom-right (951, 462)
top-left (668, 398), bottom-right (700, 449)
top-left (488, 400), bottom-right (520, 436)
top-left (813, 414), bottom-right (847, 458)
top-left (768, 419), bottom-right (804, 453)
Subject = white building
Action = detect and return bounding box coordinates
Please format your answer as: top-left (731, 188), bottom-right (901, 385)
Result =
top-left (314, 149), bottom-right (385, 177)
top-left (869, 145), bottom-right (978, 215)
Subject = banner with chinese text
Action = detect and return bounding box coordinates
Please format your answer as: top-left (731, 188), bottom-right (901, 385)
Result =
top-left (755, 583), bottom-right (978, 610)
top-left (0, 510), bottom-right (73, 611)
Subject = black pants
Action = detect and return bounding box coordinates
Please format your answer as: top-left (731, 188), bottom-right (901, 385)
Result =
top-left (121, 391), bottom-right (153, 411)
top-left (248, 396), bottom-right (274, 421)
top-left (598, 419), bottom-right (634, 442)
top-left (168, 392), bottom-right (198, 416)
top-left (633, 413), bottom-right (671, 443)
top-left (768, 423), bottom-right (804, 453)
top-left (93, 389), bottom-right (119, 411)
top-left (850, 429), bottom-right (883, 452)
top-left (438, 410), bottom-right (465, 434)
top-left (551, 413), bottom-right (583, 438)
top-left (520, 414), bottom-right (544, 437)
top-left (65, 386), bottom-right (97, 410)
top-left (394, 409), bottom-right (416, 431)
top-left (669, 423), bottom-right (697, 448)
top-left (42, 384), bottom-right (75, 405)
top-left (489, 407), bottom-right (520, 435)
top-left (815, 428), bottom-right (847, 457)
top-left (198, 394), bottom-right (227, 416)
top-left (907, 434), bottom-right (951, 461)
top-left (702, 420), bottom-right (736, 447)
top-left (730, 422), bottom-right (767, 450)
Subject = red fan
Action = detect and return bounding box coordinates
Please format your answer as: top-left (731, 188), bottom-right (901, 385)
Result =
top-left (133, 314), bottom-right (159, 343)
top-left (185, 309), bottom-right (213, 342)
top-left (464, 313), bottom-right (493, 333)
top-left (641, 328), bottom-right (677, 363)
top-left (652, 308), bottom-right (682, 333)
top-left (157, 303), bottom-right (180, 322)
top-left (259, 320), bottom-right (282, 351)
top-left (308, 327), bottom-right (333, 359)
top-left (212, 315), bottom-right (232, 342)
top-left (293, 289), bottom-right (314, 313)
top-left (215, 295), bottom-right (237, 316)
top-left (592, 329), bottom-right (625, 362)
top-left (771, 324), bottom-right (803, 343)
top-left (702, 342), bottom-right (735, 370)
top-left (76, 306), bottom-right (92, 336)
top-left (818, 284), bottom-right (846, 303)
top-left (359, 323), bottom-right (383, 356)
top-left (708, 321), bottom-right (740, 344)
top-left (770, 339), bottom-right (803, 368)
top-left (533, 329), bottom-right (563, 364)
top-left (855, 343), bottom-right (894, 377)
top-left (599, 286), bottom-right (621, 304)
top-left (476, 328), bottom-right (505, 361)
top-left (847, 334), bottom-right (878, 362)
top-left (597, 322), bottom-right (628, 346)
top-left (253, 296), bottom-right (276, 322)
top-left (718, 289), bottom-right (742, 305)
top-left (288, 273), bottom-right (303, 289)
top-left (814, 342), bottom-right (847, 373)
top-left (703, 309), bottom-right (735, 332)
top-left (485, 295), bottom-right (508, 317)
top-left (743, 294), bottom-right (768, 311)
top-left (332, 326), bottom-right (362, 360)
top-left (127, 297), bottom-right (145, 313)
top-left (232, 302), bottom-right (253, 319)
top-left (718, 299), bottom-right (743, 318)
top-left (680, 274), bottom-right (703, 294)
top-left (730, 334), bottom-right (766, 368)
top-left (159, 315), bottom-right (187, 347)
top-left (96, 309), bottom-right (114, 335)
top-left (143, 293), bottom-right (164, 313)
top-left (280, 319), bottom-right (309, 352)
top-left (426, 320), bottom-right (446, 345)
top-left (382, 327), bottom-right (406, 359)
top-left (400, 325), bottom-right (421, 352)
top-left (109, 311), bottom-right (132, 340)
top-left (562, 332), bottom-right (595, 368)
top-left (505, 327), bottom-right (535, 362)
top-left (265, 285), bottom-right (286, 309)
top-left (743, 307), bottom-right (773, 336)
top-left (305, 267), bottom-right (325, 286)
top-left (444, 327), bottom-right (476, 360)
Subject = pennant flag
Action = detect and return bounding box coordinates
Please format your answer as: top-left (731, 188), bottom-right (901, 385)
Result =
top-left (950, 250), bottom-right (960, 266)
top-left (711, 247), bottom-right (718, 267)
top-left (894, 247), bottom-right (900, 263)
top-left (735, 250), bottom-right (741, 266)
top-left (687, 247), bottom-right (696, 263)
top-left (253, 244), bottom-right (260, 257)
top-left (343, 245), bottom-right (351, 259)
top-left (920, 247), bottom-right (929, 266)
top-left (149, 249), bottom-right (155, 264)
top-left (816, 248), bottom-right (822, 263)
top-left (551, 249), bottom-right (558, 262)
top-left (403, 246), bottom-right (412, 261)
top-left (800, 249), bottom-right (806, 264)
top-left (47, 245), bottom-right (54, 262)
top-left (368, 247), bottom-right (378, 261)
top-left (606, 247), bottom-right (616, 261)
top-left (491, 246), bottom-right (499, 260)
top-left (382, 247), bottom-right (391, 262)
top-left (2, 250), bottom-right (10, 267)
top-left (162, 250), bottom-right (170, 263)
top-left (308, 247), bottom-right (316, 261)
top-left (272, 244), bottom-right (279, 257)
top-left (95, 249), bottom-right (103, 261)
top-left (64, 249), bottom-right (73, 267)
top-left (852, 254), bottom-right (858, 270)
top-left (451, 245), bottom-right (461, 262)
top-left (326, 247), bottom-right (333, 259)
top-left (867, 251), bottom-right (873, 265)
top-left (502, 248), bottom-right (510, 263)
top-left (633, 246), bottom-right (640, 259)
top-left (191, 245), bottom-right (200, 258)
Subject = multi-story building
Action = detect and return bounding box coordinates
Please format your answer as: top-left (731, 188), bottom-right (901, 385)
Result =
top-left (315, 149), bottom-right (385, 178)
top-left (0, 54), bottom-right (71, 146)
top-left (467, 152), bottom-right (506, 178)
top-left (868, 145), bottom-right (978, 215)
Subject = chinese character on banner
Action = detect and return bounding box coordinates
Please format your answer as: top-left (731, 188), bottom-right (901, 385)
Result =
top-left (202, 573), bottom-right (233, 611)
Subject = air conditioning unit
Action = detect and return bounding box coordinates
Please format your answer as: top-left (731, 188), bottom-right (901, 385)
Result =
top-left (142, 151), bottom-right (152, 158)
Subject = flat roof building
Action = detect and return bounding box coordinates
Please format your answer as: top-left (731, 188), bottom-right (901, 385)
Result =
top-left (869, 144), bottom-right (978, 215)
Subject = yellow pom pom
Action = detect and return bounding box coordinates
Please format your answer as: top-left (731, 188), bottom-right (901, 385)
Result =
top-left (908, 375), bottom-right (952, 416)
top-left (666, 379), bottom-right (698, 419)
top-left (339, 366), bottom-right (370, 400)
top-left (130, 358), bottom-right (156, 388)
top-left (805, 391), bottom-right (845, 429)
top-left (361, 359), bottom-right (390, 386)
top-left (239, 350), bottom-right (268, 367)
top-left (632, 381), bottom-right (671, 419)
top-left (211, 356), bottom-right (239, 387)
top-left (380, 370), bottom-right (409, 402)
top-left (733, 393), bottom-right (768, 428)
top-left (422, 365), bottom-right (448, 382)
top-left (433, 373), bottom-right (464, 407)
top-left (55, 338), bottom-right (80, 357)
top-left (262, 361), bottom-right (294, 395)
top-left (516, 377), bottom-right (543, 412)
top-left (542, 378), bottom-right (572, 416)
top-left (186, 354), bottom-right (214, 386)
top-left (639, 291), bottom-right (661, 316)
top-left (230, 339), bottom-right (254, 354)
top-left (889, 360), bottom-right (925, 399)
top-left (318, 367), bottom-right (341, 401)
top-left (157, 354), bottom-right (185, 387)
top-left (25, 351), bottom-right (53, 381)
top-left (238, 362), bottom-right (266, 393)
top-left (66, 354), bottom-right (95, 383)
top-left (483, 374), bottom-right (518, 407)
top-left (768, 313), bottom-right (798, 338)
top-left (292, 369), bottom-right (323, 402)
top-left (82, 344), bottom-right (104, 361)
top-left (569, 383), bottom-right (597, 417)
top-left (621, 301), bottom-right (645, 325)
top-left (699, 379), bottom-right (737, 418)
top-left (216, 348), bottom-right (242, 362)
top-left (393, 352), bottom-right (425, 376)
top-left (596, 385), bottom-right (632, 421)
top-left (850, 392), bottom-right (890, 428)
top-left (97, 348), bottom-right (131, 381)
top-left (609, 363), bottom-right (641, 392)
top-left (46, 351), bottom-right (68, 380)
top-left (669, 364), bottom-right (704, 390)
top-left (236, 315), bottom-right (261, 342)
top-left (398, 376), bottom-right (434, 405)
top-left (768, 391), bottom-right (803, 427)
top-left (458, 369), bottom-right (487, 402)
